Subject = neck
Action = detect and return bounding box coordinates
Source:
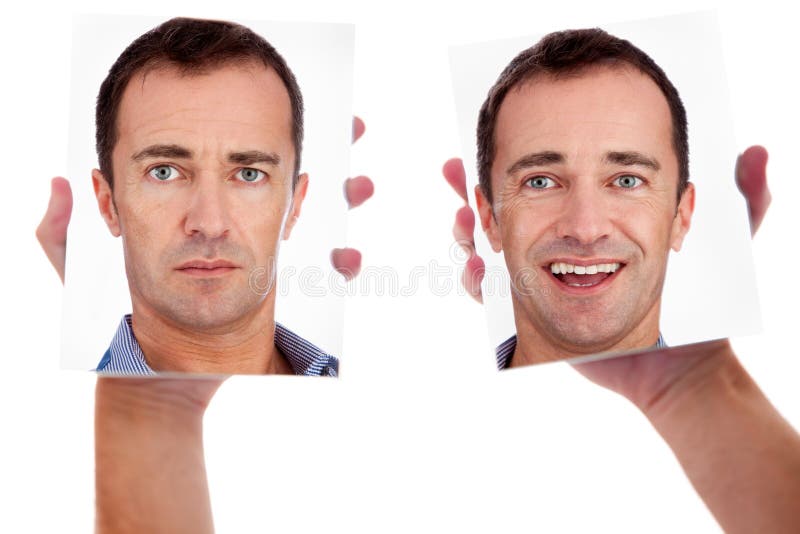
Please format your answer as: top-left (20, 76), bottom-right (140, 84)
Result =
top-left (130, 300), bottom-right (292, 375)
top-left (509, 299), bottom-right (662, 368)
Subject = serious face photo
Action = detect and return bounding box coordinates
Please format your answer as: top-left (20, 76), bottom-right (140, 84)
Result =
top-left (60, 15), bottom-right (355, 375)
top-left (449, 11), bottom-right (761, 369)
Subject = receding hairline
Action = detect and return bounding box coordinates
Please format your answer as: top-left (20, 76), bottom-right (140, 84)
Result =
top-left (111, 59), bottom-right (296, 173)
top-left (134, 54), bottom-right (274, 82)
top-left (505, 61), bottom-right (664, 105)
top-left (491, 63), bottom-right (677, 181)
top-left (120, 57), bottom-right (291, 110)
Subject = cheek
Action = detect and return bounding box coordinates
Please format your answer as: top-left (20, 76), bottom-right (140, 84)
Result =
top-left (116, 191), bottom-right (183, 271)
top-left (499, 199), bottom-right (552, 256)
top-left (613, 201), bottom-right (675, 261)
top-left (233, 195), bottom-right (289, 257)
top-left (118, 183), bottom-right (173, 226)
top-left (127, 197), bottom-right (175, 238)
top-left (123, 208), bottom-right (169, 257)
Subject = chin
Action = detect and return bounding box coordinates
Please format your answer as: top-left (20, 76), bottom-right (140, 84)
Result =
top-left (548, 320), bottom-right (629, 354)
top-left (158, 296), bottom-right (251, 331)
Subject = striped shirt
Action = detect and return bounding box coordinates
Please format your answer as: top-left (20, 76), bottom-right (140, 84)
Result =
top-left (496, 333), bottom-right (667, 370)
top-left (96, 314), bottom-right (338, 377)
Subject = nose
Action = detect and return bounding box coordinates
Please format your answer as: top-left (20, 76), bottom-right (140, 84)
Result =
top-left (183, 178), bottom-right (231, 239)
top-left (554, 183), bottom-right (613, 245)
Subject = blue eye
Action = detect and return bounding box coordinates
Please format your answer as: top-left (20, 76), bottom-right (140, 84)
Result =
top-left (149, 165), bottom-right (180, 181)
top-left (525, 176), bottom-right (556, 189)
top-left (236, 168), bottom-right (266, 183)
top-left (613, 175), bottom-right (643, 188)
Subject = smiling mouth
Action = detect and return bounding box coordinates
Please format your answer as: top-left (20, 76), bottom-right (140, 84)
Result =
top-left (548, 261), bottom-right (622, 288)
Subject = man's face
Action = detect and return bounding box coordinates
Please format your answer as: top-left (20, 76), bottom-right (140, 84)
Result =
top-left (93, 62), bottom-right (306, 332)
top-left (477, 65), bottom-right (694, 358)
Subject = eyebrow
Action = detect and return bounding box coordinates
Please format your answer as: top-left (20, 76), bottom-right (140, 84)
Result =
top-left (130, 145), bottom-right (281, 167)
top-left (505, 149), bottom-right (661, 176)
top-left (227, 150), bottom-right (281, 166)
top-left (132, 144), bottom-right (193, 161)
top-left (506, 151), bottom-right (564, 175)
top-left (604, 151), bottom-right (661, 171)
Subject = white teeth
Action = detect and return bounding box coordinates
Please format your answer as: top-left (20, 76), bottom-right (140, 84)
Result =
top-left (549, 262), bottom-right (621, 275)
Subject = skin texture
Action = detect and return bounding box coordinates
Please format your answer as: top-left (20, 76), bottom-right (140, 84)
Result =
top-left (475, 66), bottom-right (694, 364)
top-left (36, 116), bottom-right (370, 533)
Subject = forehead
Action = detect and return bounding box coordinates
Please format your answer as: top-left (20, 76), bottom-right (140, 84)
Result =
top-left (493, 65), bottom-right (674, 168)
top-left (114, 61), bottom-right (293, 156)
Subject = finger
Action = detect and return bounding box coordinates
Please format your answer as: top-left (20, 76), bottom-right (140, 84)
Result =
top-left (453, 205), bottom-right (476, 256)
top-left (340, 117), bottom-right (367, 280)
top-left (442, 158), bottom-right (469, 203)
top-left (462, 254), bottom-right (485, 303)
top-left (331, 247), bottom-right (361, 281)
top-left (735, 145), bottom-right (771, 237)
top-left (36, 177), bottom-right (73, 283)
top-left (345, 176), bottom-right (374, 209)
top-left (352, 116), bottom-right (365, 144)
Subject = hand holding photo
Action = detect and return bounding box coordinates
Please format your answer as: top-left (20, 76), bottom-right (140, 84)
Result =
top-left (448, 11), bottom-right (761, 369)
top-left (61, 15), bottom-right (356, 376)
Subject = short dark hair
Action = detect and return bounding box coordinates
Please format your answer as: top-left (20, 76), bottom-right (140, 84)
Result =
top-left (476, 28), bottom-right (689, 205)
top-left (96, 17), bottom-right (304, 189)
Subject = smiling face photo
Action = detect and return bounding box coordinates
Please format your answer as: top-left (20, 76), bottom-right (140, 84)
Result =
top-left (60, 15), bottom-right (354, 375)
top-left (481, 62), bottom-right (694, 365)
top-left (450, 12), bottom-right (761, 369)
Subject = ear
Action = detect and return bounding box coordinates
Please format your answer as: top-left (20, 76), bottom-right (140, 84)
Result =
top-left (670, 182), bottom-right (695, 252)
top-left (282, 173), bottom-right (309, 240)
top-left (92, 169), bottom-right (121, 237)
top-left (475, 184), bottom-right (503, 253)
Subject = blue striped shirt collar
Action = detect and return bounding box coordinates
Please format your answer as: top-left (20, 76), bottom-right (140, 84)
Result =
top-left (97, 314), bottom-right (338, 377)
top-left (496, 333), bottom-right (667, 370)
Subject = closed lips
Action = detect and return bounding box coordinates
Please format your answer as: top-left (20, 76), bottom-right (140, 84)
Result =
top-left (177, 260), bottom-right (238, 269)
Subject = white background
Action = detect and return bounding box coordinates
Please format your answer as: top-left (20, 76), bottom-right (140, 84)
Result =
top-left (450, 11), bottom-right (761, 353)
top-left (1, 1), bottom-right (798, 533)
top-left (61, 15), bottom-right (354, 369)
